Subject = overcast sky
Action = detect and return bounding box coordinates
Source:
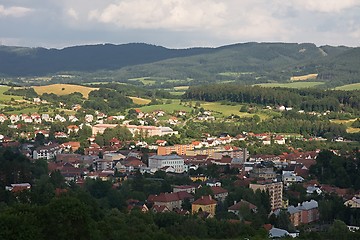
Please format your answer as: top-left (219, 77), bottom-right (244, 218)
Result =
top-left (1, 0), bottom-right (360, 49)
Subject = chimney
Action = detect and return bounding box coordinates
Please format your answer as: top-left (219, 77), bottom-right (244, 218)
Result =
top-left (234, 200), bottom-right (237, 205)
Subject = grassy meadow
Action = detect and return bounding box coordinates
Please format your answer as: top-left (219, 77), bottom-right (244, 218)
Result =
top-left (0, 86), bottom-right (23, 101)
top-left (334, 83), bottom-right (360, 91)
top-left (256, 82), bottom-right (324, 89)
top-left (33, 84), bottom-right (98, 98)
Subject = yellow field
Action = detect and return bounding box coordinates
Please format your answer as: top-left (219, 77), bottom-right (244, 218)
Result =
top-left (129, 97), bottom-right (151, 105)
top-left (330, 119), bottom-right (356, 126)
top-left (290, 74), bottom-right (318, 81)
top-left (347, 127), bottom-right (360, 133)
top-left (33, 84), bottom-right (98, 98)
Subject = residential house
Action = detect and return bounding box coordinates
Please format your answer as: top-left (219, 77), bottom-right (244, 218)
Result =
top-left (344, 197), bottom-right (360, 208)
top-left (85, 114), bottom-right (94, 123)
top-left (173, 185), bottom-right (196, 194)
top-left (274, 136), bottom-right (286, 145)
top-left (54, 132), bottom-right (68, 138)
top-left (228, 200), bottom-right (257, 216)
top-left (9, 114), bottom-right (20, 123)
top-left (5, 183), bottom-right (31, 193)
top-left (210, 186), bottom-right (228, 202)
top-left (33, 143), bottom-right (61, 160)
top-left (191, 195), bottom-right (217, 217)
top-left (148, 191), bottom-right (194, 211)
top-left (84, 143), bottom-right (102, 155)
top-left (0, 114), bottom-right (8, 123)
top-left (55, 114), bottom-right (66, 122)
top-left (61, 141), bottom-right (81, 152)
top-left (152, 205), bottom-right (170, 213)
top-left (67, 125), bottom-right (79, 134)
top-left (299, 200), bottom-right (319, 224)
top-left (68, 115), bottom-right (79, 122)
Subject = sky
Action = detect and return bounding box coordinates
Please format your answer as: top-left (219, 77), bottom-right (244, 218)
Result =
top-left (1, 0), bottom-right (360, 49)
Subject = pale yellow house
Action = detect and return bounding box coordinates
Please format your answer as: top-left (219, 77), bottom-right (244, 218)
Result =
top-left (192, 195), bottom-right (217, 217)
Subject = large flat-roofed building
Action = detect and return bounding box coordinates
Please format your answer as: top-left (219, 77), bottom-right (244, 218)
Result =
top-left (92, 124), bottom-right (118, 135)
top-left (92, 124), bottom-right (178, 137)
top-left (149, 154), bottom-right (185, 173)
top-left (249, 181), bottom-right (283, 211)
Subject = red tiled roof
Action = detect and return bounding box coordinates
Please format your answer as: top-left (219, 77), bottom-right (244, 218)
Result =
top-left (152, 205), bottom-right (169, 213)
top-left (151, 191), bottom-right (193, 203)
top-left (193, 195), bottom-right (217, 205)
top-left (210, 186), bottom-right (228, 195)
top-left (228, 200), bottom-right (257, 211)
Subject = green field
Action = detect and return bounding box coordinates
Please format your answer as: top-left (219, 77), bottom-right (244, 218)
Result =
top-left (334, 83), bottom-right (360, 91)
top-left (0, 86), bottom-right (23, 101)
top-left (255, 82), bottom-right (324, 88)
top-left (138, 100), bottom-right (192, 113)
top-left (200, 102), bottom-right (269, 119)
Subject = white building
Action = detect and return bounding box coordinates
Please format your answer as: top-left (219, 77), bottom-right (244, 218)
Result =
top-left (149, 155), bottom-right (185, 173)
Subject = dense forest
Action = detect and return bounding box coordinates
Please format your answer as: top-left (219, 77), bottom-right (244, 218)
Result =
top-left (184, 84), bottom-right (360, 112)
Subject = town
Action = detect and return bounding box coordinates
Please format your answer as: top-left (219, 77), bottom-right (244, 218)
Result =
top-left (1, 86), bottom-right (360, 239)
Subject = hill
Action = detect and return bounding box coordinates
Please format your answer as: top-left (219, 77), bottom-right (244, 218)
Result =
top-left (0, 42), bottom-right (359, 88)
top-left (0, 43), bottom-right (212, 76)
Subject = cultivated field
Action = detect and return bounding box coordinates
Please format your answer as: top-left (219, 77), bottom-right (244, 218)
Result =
top-left (334, 83), bottom-right (360, 91)
top-left (129, 97), bottom-right (151, 105)
top-left (256, 82), bottom-right (324, 89)
top-left (290, 73), bottom-right (318, 81)
top-left (33, 84), bottom-right (98, 98)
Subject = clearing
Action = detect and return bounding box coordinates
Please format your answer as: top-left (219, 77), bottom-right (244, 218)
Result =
top-left (256, 82), bottom-right (324, 89)
top-left (290, 74), bottom-right (318, 81)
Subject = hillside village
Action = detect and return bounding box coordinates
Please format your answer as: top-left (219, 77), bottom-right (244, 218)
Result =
top-left (1, 89), bottom-right (360, 239)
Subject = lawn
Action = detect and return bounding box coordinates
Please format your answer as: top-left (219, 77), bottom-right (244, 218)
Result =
top-left (199, 102), bottom-right (269, 119)
top-left (0, 86), bottom-right (23, 101)
top-left (255, 82), bottom-right (324, 89)
top-left (33, 84), bottom-right (98, 98)
top-left (334, 83), bottom-right (360, 91)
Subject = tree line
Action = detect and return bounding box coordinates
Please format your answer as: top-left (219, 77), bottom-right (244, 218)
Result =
top-left (184, 84), bottom-right (360, 112)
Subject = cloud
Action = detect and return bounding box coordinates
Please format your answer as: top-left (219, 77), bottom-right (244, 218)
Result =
top-left (0, 5), bottom-right (33, 17)
top-left (290, 0), bottom-right (360, 13)
top-left (67, 8), bottom-right (79, 20)
top-left (88, 0), bottom-right (227, 30)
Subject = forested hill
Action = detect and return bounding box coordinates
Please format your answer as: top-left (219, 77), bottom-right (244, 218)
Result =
top-left (0, 42), bottom-right (359, 88)
top-left (0, 43), bottom-right (213, 76)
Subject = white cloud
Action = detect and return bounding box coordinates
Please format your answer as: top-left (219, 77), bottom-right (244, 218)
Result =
top-left (0, 5), bottom-right (33, 17)
top-left (67, 8), bottom-right (79, 20)
top-left (286, 0), bottom-right (360, 13)
top-left (89, 0), bottom-right (227, 30)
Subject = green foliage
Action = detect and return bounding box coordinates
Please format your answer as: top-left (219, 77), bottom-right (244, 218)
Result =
top-left (310, 150), bottom-right (360, 189)
top-left (185, 83), bottom-right (360, 112)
